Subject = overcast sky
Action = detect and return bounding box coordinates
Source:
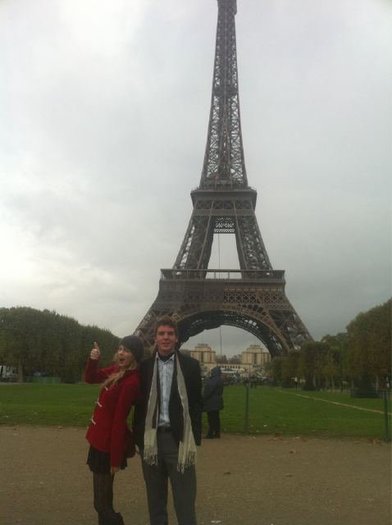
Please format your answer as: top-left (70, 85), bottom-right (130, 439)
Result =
top-left (1, 0), bottom-right (391, 355)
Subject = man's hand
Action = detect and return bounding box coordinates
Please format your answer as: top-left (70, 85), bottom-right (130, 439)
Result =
top-left (90, 342), bottom-right (101, 360)
top-left (110, 466), bottom-right (120, 475)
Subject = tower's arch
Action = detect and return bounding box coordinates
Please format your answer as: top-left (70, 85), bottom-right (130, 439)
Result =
top-left (177, 309), bottom-right (285, 358)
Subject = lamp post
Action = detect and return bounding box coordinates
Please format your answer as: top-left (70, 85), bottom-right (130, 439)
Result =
top-left (383, 376), bottom-right (391, 442)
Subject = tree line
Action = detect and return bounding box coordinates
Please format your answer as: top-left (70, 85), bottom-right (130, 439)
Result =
top-left (268, 299), bottom-right (391, 393)
top-left (0, 307), bottom-right (120, 383)
top-left (1, 300), bottom-right (390, 389)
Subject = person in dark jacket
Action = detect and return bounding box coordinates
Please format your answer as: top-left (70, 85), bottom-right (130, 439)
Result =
top-left (84, 335), bottom-right (143, 525)
top-left (133, 316), bottom-right (202, 525)
top-left (203, 366), bottom-right (224, 439)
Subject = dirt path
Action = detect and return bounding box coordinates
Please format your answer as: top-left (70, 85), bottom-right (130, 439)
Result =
top-left (0, 426), bottom-right (390, 525)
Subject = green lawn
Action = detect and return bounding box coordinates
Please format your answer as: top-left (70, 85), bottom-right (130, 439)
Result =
top-left (0, 383), bottom-right (99, 427)
top-left (221, 385), bottom-right (391, 440)
top-left (0, 383), bottom-right (390, 440)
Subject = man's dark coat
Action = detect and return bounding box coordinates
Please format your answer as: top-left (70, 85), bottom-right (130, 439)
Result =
top-left (133, 351), bottom-right (202, 449)
top-left (202, 366), bottom-right (224, 412)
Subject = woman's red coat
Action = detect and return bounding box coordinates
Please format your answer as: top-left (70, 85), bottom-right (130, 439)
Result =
top-left (84, 358), bottom-right (141, 468)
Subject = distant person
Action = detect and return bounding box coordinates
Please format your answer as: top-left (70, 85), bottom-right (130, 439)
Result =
top-left (203, 366), bottom-right (224, 439)
top-left (133, 316), bottom-right (202, 525)
top-left (84, 336), bottom-right (144, 525)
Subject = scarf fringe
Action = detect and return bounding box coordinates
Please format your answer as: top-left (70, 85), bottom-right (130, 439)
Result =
top-left (143, 428), bottom-right (159, 466)
top-left (177, 449), bottom-right (196, 473)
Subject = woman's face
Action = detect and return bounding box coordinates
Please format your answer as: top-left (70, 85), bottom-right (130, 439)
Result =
top-left (116, 345), bottom-right (135, 369)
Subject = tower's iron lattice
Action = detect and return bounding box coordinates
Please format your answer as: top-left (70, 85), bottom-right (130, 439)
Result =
top-left (135, 0), bottom-right (312, 356)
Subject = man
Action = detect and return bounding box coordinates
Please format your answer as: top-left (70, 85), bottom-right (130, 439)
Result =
top-left (203, 366), bottom-right (224, 439)
top-left (134, 316), bottom-right (202, 525)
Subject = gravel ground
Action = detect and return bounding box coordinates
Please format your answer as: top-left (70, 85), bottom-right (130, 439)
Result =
top-left (0, 426), bottom-right (390, 525)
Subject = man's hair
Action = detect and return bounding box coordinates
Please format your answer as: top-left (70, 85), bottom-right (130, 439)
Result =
top-left (154, 315), bottom-right (179, 337)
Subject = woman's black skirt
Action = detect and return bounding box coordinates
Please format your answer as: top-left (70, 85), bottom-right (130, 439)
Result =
top-left (87, 446), bottom-right (127, 474)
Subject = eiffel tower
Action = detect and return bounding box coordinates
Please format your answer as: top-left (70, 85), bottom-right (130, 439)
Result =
top-left (135, 0), bottom-right (312, 356)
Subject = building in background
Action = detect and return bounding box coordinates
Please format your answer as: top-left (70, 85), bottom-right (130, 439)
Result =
top-left (241, 344), bottom-right (271, 368)
top-left (190, 343), bottom-right (217, 366)
top-left (184, 343), bottom-right (271, 379)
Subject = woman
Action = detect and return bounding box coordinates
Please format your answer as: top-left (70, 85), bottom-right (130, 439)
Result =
top-left (84, 335), bottom-right (144, 525)
top-left (203, 366), bottom-right (224, 439)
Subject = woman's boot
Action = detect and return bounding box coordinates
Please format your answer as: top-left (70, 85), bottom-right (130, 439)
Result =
top-left (98, 511), bottom-right (124, 525)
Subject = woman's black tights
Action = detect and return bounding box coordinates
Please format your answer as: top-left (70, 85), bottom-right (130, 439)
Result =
top-left (93, 472), bottom-right (114, 514)
top-left (93, 473), bottom-right (124, 524)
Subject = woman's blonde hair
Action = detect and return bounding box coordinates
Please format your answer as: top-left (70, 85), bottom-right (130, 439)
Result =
top-left (100, 350), bottom-right (137, 391)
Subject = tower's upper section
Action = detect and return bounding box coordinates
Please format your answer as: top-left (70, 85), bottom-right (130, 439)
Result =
top-left (200, 0), bottom-right (247, 189)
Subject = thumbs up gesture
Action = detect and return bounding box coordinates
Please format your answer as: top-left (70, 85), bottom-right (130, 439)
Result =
top-left (90, 342), bottom-right (101, 360)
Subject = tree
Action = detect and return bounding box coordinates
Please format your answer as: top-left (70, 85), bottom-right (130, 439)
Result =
top-left (0, 307), bottom-right (120, 383)
top-left (268, 356), bottom-right (284, 386)
top-left (0, 307), bottom-right (42, 381)
top-left (321, 332), bottom-right (349, 389)
top-left (281, 351), bottom-right (300, 387)
top-left (347, 299), bottom-right (391, 392)
top-left (299, 342), bottom-right (329, 390)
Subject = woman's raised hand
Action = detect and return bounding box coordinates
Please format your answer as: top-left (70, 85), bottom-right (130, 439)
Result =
top-left (90, 341), bottom-right (101, 360)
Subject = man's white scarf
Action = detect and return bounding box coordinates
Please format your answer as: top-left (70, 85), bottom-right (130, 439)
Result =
top-left (143, 353), bottom-right (197, 473)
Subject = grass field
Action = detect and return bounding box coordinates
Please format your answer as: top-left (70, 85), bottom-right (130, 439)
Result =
top-left (0, 383), bottom-right (390, 440)
top-left (222, 385), bottom-right (391, 439)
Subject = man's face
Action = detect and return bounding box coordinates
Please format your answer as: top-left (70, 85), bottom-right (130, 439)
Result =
top-left (155, 325), bottom-right (178, 356)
